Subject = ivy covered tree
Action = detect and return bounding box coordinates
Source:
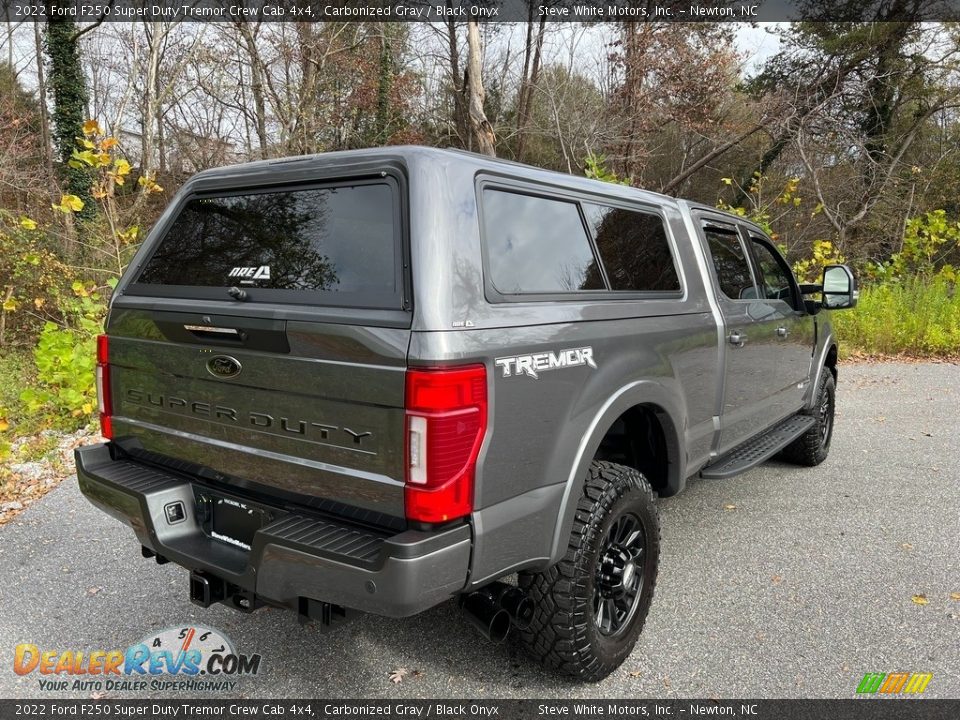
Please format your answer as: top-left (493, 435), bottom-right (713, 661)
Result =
top-left (44, 8), bottom-right (95, 222)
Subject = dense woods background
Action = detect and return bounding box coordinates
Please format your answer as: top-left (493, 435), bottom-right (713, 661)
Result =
top-left (1, 14), bottom-right (960, 452)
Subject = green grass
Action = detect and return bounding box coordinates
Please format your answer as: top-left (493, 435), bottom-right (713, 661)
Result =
top-left (832, 276), bottom-right (960, 358)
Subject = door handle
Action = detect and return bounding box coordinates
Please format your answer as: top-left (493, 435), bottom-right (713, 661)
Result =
top-left (776, 326), bottom-right (789, 338)
top-left (729, 331), bottom-right (747, 347)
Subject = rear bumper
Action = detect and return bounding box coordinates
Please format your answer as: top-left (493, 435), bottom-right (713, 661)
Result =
top-left (75, 443), bottom-right (471, 617)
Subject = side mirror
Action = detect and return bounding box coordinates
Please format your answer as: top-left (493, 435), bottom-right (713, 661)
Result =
top-left (822, 264), bottom-right (858, 309)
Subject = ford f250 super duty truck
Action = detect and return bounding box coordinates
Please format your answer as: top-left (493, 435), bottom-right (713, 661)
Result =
top-left (75, 147), bottom-right (857, 681)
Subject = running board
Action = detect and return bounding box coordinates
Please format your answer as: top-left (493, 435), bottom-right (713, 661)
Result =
top-left (701, 415), bottom-right (816, 480)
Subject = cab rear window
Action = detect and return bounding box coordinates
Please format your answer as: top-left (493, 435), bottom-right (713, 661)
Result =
top-left (479, 184), bottom-right (681, 299)
top-left (130, 179), bottom-right (404, 309)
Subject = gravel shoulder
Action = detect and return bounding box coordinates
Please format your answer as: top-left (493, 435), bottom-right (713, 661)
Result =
top-left (0, 362), bottom-right (958, 699)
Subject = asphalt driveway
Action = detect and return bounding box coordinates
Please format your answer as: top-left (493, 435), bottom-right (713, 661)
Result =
top-left (1, 362), bottom-right (957, 699)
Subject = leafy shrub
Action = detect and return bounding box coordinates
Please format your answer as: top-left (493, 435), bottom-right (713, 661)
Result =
top-left (0, 214), bottom-right (72, 346)
top-left (0, 347), bottom-right (33, 453)
top-left (3, 120), bottom-right (150, 431)
top-left (793, 239), bottom-right (846, 284)
top-left (832, 276), bottom-right (960, 357)
top-left (584, 153), bottom-right (631, 186)
top-left (18, 281), bottom-right (104, 429)
top-left (865, 210), bottom-right (959, 284)
top-left (717, 173), bottom-right (803, 239)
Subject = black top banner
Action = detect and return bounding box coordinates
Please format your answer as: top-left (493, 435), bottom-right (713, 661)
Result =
top-left (0, 699), bottom-right (959, 720)
top-left (3, 0), bottom-right (960, 23)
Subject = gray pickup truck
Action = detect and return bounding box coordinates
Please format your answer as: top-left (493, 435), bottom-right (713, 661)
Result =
top-left (75, 147), bottom-right (857, 681)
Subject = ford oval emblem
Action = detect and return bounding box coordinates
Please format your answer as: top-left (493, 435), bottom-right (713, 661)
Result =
top-left (207, 355), bottom-right (242, 379)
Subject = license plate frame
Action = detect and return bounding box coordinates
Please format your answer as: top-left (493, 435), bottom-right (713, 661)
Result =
top-left (208, 496), bottom-right (267, 551)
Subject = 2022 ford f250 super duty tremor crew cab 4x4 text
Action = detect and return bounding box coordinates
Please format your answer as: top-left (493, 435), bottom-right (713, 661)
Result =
top-left (75, 147), bottom-right (857, 681)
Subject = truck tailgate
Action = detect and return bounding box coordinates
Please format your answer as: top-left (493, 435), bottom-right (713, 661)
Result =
top-left (107, 310), bottom-right (408, 518)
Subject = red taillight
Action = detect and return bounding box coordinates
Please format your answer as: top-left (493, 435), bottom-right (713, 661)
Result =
top-left (96, 334), bottom-right (113, 439)
top-left (404, 365), bottom-right (487, 523)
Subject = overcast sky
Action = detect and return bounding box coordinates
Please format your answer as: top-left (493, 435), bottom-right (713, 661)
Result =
top-left (2, 20), bottom-right (785, 96)
top-left (737, 22), bottom-right (784, 72)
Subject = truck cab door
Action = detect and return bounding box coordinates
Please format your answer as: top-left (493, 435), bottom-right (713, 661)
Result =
top-left (741, 230), bottom-right (816, 419)
top-left (699, 219), bottom-right (782, 451)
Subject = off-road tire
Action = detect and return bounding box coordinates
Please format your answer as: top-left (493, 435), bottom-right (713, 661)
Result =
top-left (518, 461), bottom-right (660, 682)
top-left (780, 371), bottom-right (836, 466)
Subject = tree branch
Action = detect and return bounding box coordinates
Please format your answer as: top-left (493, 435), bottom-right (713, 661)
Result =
top-left (70, 2), bottom-right (115, 42)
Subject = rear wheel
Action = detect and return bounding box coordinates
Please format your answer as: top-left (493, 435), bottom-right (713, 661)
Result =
top-left (781, 371), bottom-right (835, 466)
top-left (518, 461), bottom-right (659, 682)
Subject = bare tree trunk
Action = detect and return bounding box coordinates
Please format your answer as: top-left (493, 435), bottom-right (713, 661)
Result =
top-left (465, 21), bottom-right (495, 157)
top-left (516, 5), bottom-right (534, 131)
top-left (297, 22), bottom-right (318, 153)
top-left (133, 19), bottom-right (198, 211)
top-left (157, 104), bottom-right (166, 174)
top-left (619, 20), bottom-right (645, 179)
top-left (33, 20), bottom-right (55, 183)
top-left (445, 15), bottom-right (469, 147)
top-left (237, 22), bottom-right (269, 159)
top-left (236, 59), bottom-right (254, 156)
top-left (140, 21), bottom-right (162, 178)
top-left (515, 4), bottom-right (546, 158)
top-left (374, 23), bottom-right (392, 145)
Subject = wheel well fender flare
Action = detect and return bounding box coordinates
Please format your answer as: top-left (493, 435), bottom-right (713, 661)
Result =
top-left (547, 379), bottom-right (685, 565)
top-left (806, 333), bottom-right (838, 410)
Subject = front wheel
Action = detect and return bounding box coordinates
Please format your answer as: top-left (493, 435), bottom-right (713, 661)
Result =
top-left (518, 461), bottom-right (660, 682)
top-left (781, 371), bottom-right (836, 466)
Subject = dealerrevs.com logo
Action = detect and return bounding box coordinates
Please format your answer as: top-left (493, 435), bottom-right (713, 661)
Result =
top-left (13, 625), bottom-right (262, 693)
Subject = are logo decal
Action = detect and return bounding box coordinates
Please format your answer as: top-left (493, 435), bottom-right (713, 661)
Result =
top-left (495, 347), bottom-right (597, 380)
top-left (228, 265), bottom-right (270, 283)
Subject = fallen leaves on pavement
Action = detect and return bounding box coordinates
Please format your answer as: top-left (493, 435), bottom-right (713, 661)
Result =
top-left (0, 428), bottom-right (101, 526)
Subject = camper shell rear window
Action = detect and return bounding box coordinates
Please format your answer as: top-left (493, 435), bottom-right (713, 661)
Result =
top-left (128, 176), bottom-right (406, 309)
